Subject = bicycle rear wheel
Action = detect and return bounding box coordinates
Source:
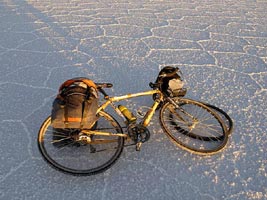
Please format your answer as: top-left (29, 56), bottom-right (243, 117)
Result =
top-left (38, 111), bottom-right (124, 176)
top-left (160, 98), bottom-right (228, 155)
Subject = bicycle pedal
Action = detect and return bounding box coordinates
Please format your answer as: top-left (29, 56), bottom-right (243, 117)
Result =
top-left (136, 142), bottom-right (142, 151)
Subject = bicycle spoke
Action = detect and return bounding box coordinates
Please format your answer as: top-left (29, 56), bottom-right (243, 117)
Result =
top-left (51, 137), bottom-right (73, 144)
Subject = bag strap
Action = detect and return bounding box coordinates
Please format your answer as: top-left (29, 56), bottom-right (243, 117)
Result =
top-left (80, 86), bottom-right (91, 128)
top-left (59, 78), bottom-right (97, 93)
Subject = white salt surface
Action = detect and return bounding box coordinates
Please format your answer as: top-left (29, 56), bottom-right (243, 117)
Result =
top-left (0, 1), bottom-right (266, 199)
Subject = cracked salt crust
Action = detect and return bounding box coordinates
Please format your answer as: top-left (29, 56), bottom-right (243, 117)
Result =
top-left (0, 0), bottom-right (266, 199)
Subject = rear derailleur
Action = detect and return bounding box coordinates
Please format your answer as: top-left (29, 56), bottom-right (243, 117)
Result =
top-left (127, 123), bottom-right (150, 151)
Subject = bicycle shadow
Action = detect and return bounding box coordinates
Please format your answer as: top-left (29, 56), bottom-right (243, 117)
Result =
top-left (2, 0), bottom-right (158, 92)
top-left (1, 1), bottom-right (160, 120)
top-left (0, 0), bottom-right (161, 170)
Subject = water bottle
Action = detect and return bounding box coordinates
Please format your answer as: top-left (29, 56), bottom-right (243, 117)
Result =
top-left (118, 105), bottom-right (137, 123)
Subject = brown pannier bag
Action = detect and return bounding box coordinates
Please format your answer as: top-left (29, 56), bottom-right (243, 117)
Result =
top-left (51, 78), bottom-right (99, 129)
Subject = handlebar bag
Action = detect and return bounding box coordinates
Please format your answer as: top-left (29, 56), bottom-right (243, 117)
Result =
top-left (51, 78), bottom-right (99, 129)
top-left (156, 66), bottom-right (186, 97)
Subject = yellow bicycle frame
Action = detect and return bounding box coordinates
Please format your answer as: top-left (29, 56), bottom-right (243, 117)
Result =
top-left (96, 89), bottom-right (163, 127)
top-left (81, 89), bottom-right (163, 139)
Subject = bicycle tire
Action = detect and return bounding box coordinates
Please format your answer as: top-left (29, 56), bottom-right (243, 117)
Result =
top-left (201, 102), bottom-right (233, 135)
top-left (38, 111), bottom-right (124, 176)
top-left (159, 98), bottom-right (228, 155)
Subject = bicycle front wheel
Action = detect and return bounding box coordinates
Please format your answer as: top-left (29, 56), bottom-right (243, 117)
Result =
top-left (160, 98), bottom-right (228, 155)
top-left (38, 111), bottom-right (124, 176)
top-left (202, 102), bottom-right (234, 135)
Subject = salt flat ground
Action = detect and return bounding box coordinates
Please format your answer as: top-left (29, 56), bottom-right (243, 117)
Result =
top-left (0, 1), bottom-right (266, 199)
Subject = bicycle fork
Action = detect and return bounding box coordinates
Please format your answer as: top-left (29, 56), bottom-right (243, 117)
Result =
top-left (166, 97), bottom-right (198, 131)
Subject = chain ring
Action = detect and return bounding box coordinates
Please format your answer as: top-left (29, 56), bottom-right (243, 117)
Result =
top-left (127, 124), bottom-right (150, 144)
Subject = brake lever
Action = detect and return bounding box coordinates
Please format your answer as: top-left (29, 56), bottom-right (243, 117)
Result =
top-left (98, 88), bottom-right (109, 99)
top-left (149, 82), bottom-right (160, 89)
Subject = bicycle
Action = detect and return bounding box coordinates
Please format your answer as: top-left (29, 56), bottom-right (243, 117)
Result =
top-left (38, 67), bottom-right (230, 176)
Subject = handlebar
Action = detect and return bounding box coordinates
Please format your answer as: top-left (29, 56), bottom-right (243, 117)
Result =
top-left (95, 83), bottom-right (113, 89)
top-left (95, 83), bottom-right (113, 98)
top-left (149, 82), bottom-right (160, 89)
top-left (158, 67), bottom-right (179, 78)
top-left (149, 67), bottom-right (179, 89)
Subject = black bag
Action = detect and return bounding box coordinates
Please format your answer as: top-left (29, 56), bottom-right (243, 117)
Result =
top-left (51, 78), bottom-right (99, 129)
top-left (155, 66), bottom-right (186, 97)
